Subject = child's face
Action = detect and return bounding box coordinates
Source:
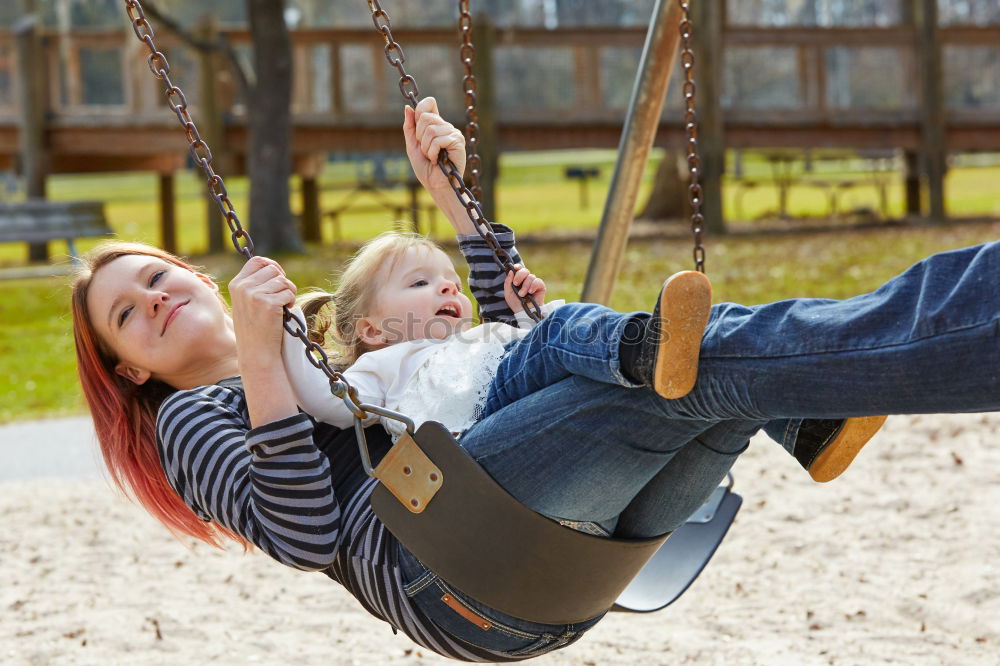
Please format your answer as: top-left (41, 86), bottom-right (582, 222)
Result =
top-left (362, 245), bottom-right (474, 346)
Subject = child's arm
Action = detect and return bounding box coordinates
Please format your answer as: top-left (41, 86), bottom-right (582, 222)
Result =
top-left (403, 95), bottom-right (525, 324)
top-left (281, 309), bottom-right (385, 429)
top-left (458, 225), bottom-right (524, 324)
top-left (403, 98), bottom-right (475, 235)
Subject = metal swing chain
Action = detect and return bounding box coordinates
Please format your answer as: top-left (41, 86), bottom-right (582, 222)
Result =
top-left (366, 0), bottom-right (542, 322)
top-left (679, 1), bottom-right (706, 273)
top-left (458, 0), bottom-right (483, 202)
top-left (123, 0), bottom-right (369, 416)
top-left (125, 1), bottom-right (252, 261)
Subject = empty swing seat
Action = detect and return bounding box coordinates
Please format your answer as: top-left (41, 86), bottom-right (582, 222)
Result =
top-left (613, 480), bottom-right (742, 613)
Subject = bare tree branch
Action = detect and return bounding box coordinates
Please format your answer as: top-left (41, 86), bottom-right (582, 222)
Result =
top-left (136, 0), bottom-right (216, 52)
top-left (137, 0), bottom-right (250, 99)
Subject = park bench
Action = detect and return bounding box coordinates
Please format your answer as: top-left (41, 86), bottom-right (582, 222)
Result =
top-left (0, 200), bottom-right (112, 261)
top-left (565, 166), bottom-right (601, 209)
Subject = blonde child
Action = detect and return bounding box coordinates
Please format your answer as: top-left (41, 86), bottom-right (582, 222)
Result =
top-left (280, 100), bottom-right (885, 483)
top-left (282, 229), bottom-right (883, 485)
top-left (282, 231), bottom-right (711, 441)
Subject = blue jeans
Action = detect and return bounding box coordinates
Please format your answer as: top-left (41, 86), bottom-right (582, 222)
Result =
top-left (482, 300), bottom-right (803, 456)
top-left (400, 241), bottom-right (1000, 656)
top-left (478, 300), bottom-right (765, 537)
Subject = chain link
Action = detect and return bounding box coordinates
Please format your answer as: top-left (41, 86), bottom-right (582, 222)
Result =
top-left (124, 0), bottom-right (540, 441)
top-left (458, 0), bottom-right (483, 201)
top-left (366, 0), bottom-right (541, 321)
top-left (123, 0), bottom-right (354, 401)
top-left (678, 1), bottom-right (706, 273)
top-left (125, 0), bottom-right (252, 259)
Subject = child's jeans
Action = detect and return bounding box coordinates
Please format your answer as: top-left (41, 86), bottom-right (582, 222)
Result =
top-left (403, 240), bottom-right (1000, 658)
top-left (475, 240), bottom-right (1000, 535)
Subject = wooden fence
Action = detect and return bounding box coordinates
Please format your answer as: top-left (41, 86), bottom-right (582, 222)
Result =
top-left (3, 0), bottom-right (999, 249)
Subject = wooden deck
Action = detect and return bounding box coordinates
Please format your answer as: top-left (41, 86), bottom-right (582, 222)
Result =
top-left (4, 4), bottom-right (999, 252)
top-left (3, 22), bottom-right (999, 173)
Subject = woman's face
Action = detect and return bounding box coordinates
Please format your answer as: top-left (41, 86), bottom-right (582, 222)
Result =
top-left (86, 254), bottom-right (234, 386)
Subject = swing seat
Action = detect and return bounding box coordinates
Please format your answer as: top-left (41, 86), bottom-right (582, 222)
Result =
top-left (370, 421), bottom-right (740, 625)
top-left (613, 481), bottom-right (742, 613)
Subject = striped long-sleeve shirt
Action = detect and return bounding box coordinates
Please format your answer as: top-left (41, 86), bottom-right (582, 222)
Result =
top-left (156, 226), bottom-right (525, 662)
top-left (457, 224), bottom-right (521, 326)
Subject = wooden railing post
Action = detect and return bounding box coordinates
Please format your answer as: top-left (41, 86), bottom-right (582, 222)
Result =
top-left (913, 0), bottom-right (947, 220)
top-left (472, 13), bottom-right (498, 223)
top-left (159, 172), bottom-right (177, 254)
top-left (693, 0), bottom-right (726, 236)
top-left (300, 175), bottom-right (321, 242)
top-left (15, 12), bottom-right (50, 262)
top-left (903, 150), bottom-right (922, 217)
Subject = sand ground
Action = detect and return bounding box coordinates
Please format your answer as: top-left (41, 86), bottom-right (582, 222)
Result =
top-left (2, 413), bottom-right (998, 666)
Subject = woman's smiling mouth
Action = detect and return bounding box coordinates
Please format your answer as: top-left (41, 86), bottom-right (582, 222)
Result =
top-left (162, 301), bottom-right (188, 335)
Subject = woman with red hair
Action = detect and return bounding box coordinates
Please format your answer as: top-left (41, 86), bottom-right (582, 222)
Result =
top-left (71, 99), bottom-right (1000, 660)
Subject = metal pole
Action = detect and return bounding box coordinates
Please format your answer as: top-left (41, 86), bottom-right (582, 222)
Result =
top-left (581, 0), bottom-right (684, 304)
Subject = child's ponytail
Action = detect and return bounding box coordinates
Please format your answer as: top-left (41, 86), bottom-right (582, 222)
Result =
top-left (297, 291), bottom-right (336, 346)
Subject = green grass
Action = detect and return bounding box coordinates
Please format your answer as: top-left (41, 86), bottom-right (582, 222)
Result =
top-left (1, 150), bottom-right (999, 423)
top-left (4, 150), bottom-right (998, 265)
top-left (5, 218), bottom-right (1000, 424)
top-left (0, 278), bottom-right (79, 422)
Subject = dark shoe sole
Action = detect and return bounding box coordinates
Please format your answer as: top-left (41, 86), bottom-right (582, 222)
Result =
top-left (653, 271), bottom-right (713, 400)
top-left (808, 415), bottom-right (889, 482)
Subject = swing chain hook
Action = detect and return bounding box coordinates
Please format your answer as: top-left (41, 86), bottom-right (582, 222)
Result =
top-left (679, 1), bottom-right (706, 274)
top-left (366, 0), bottom-right (542, 322)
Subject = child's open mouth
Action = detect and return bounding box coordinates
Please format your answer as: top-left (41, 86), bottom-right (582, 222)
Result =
top-left (436, 305), bottom-right (460, 318)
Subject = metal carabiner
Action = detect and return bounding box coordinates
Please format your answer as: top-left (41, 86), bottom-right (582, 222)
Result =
top-left (339, 384), bottom-right (417, 478)
top-left (353, 405), bottom-right (416, 478)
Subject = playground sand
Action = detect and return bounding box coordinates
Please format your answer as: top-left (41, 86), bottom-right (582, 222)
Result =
top-left (2, 413), bottom-right (999, 666)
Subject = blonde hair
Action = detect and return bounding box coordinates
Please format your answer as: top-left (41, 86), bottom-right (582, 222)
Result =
top-left (300, 231), bottom-right (443, 367)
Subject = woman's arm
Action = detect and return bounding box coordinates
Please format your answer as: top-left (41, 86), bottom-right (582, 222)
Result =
top-left (157, 386), bottom-right (341, 571)
top-left (205, 259), bottom-right (343, 570)
top-left (282, 308), bottom-right (385, 428)
top-left (228, 256), bottom-right (300, 428)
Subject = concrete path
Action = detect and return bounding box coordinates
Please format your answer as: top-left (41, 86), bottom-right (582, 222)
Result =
top-left (0, 416), bottom-right (103, 482)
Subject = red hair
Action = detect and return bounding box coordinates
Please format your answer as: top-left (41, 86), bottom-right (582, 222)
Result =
top-left (72, 241), bottom-right (247, 549)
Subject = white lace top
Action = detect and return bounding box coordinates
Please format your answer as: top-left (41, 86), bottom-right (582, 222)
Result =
top-left (282, 302), bottom-right (564, 439)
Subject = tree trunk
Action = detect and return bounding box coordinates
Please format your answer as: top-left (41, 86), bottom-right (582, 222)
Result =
top-left (637, 150), bottom-right (689, 221)
top-left (246, 0), bottom-right (302, 254)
